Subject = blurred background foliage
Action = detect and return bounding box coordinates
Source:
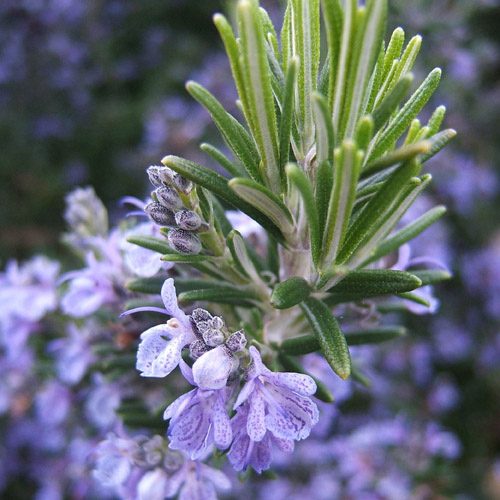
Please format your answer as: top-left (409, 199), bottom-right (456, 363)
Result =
top-left (1, 0), bottom-right (500, 498)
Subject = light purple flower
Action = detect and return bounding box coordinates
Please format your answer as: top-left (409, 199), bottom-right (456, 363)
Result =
top-left (164, 459), bottom-right (231, 500)
top-left (121, 222), bottom-right (173, 278)
top-left (233, 346), bottom-right (319, 442)
top-left (48, 321), bottom-right (97, 385)
top-left (60, 252), bottom-right (117, 317)
top-left (192, 345), bottom-right (239, 390)
top-left (163, 360), bottom-right (232, 460)
top-left (227, 403), bottom-right (294, 473)
top-left (135, 278), bottom-right (196, 377)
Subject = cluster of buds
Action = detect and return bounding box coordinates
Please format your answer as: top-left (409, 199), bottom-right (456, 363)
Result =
top-left (188, 308), bottom-right (247, 386)
top-left (144, 165), bottom-right (207, 254)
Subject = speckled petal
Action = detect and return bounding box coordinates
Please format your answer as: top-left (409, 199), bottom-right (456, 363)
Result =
top-left (151, 335), bottom-right (185, 377)
top-left (227, 432), bottom-right (251, 472)
top-left (247, 393), bottom-right (266, 442)
top-left (168, 400), bottom-right (211, 460)
top-left (212, 393), bottom-right (232, 450)
top-left (136, 329), bottom-right (169, 376)
top-left (250, 434), bottom-right (272, 473)
top-left (199, 464), bottom-right (232, 492)
top-left (233, 379), bottom-right (255, 409)
top-left (266, 371), bottom-right (317, 396)
top-left (265, 385), bottom-right (319, 441)
top-left (163, 390), bottom-right (196, 421)
top-left (161, 278), bottom-right (189, 328)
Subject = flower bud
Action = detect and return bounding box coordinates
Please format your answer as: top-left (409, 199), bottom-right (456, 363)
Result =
top-left (202, 328), bottom-right (225, 347)
top-left (144, 202), bottom-right (176, 227)
top-left (191, 308), bottom-right (212, 324)
top-left (189, 339), bottom-right (211, 359)
top-left (174, 209), bottom-right (202, 231)
top-left (211, 316), bottom-right (225, 330)
top-left (155, 186), bottom-right (183, 210)
top-left (226, 330), bottom-right (247, 352)
top-left (147, 166), bottom-right (163, 187)
top-left (167, 228), bottom-right (202, 254)
top-left (173, 173), bottom-right (192, 194)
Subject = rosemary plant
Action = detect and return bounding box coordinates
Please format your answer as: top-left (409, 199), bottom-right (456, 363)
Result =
top-left (122, 0), bottom-right (454, 489)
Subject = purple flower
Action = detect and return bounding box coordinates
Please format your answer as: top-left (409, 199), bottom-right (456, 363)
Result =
top-left (234, 346), bottom-right (319, 442)
top-left (60, 252), bottom-right (117, 317)
top-left (163, 459), bottom-right (231, 500)
top-left (227, 404), bottom-right (294, 473)
top-left (134, 279), bottom-right (196, 377)
top-left (163, 360), bottom-right (232, 460)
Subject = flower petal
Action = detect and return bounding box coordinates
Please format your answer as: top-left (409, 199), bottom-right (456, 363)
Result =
top-left (151, 335), bottom-right (185, 377)
top-left (247, 392), bottom-right (266, 442)
top-left (163, 390), bottom-right (196, 421)
top-left (266, 371), bottom-right (317, 396)
top-left (136, 330), bottom-right (169, 376)
top-left (161, 278), bottom-right (189, 328)
top-left (192, 346), bottom-right (235, 390)
top-left (168, 400), bottom-right (211, 460)
top-left (212, 393), bottom-right (232, 450)
top-left (264, 385), bottom-right (319, 441)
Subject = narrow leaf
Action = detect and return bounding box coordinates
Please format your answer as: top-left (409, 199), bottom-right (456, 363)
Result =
top-left (362, 205), bottom-right (446, 266)
top-left (382, 27), bottom-right (405, 82)
top-left (411, 269), bottom-right (451, 286)
top-left (315, 159), bottom-right (334, 243)
top-left (336, 159), bottom-right (420, 263)
top-left (162, 155), bottom-right (285, 243)
top-left (369, 68), bottom-right (441, 162)
top-left (371, 73), bottom-right (413, 132)
top-left (126, 235), bottom-right (173, 255)
top-left (227, 229), bottom-right (260, 280)
top-left (312, 91), bottom-right (335, 164)
top-left (279, 58), bottom-right (298, 179)
top-left (342, 0), bottom-right (388, 139)
top-left (161, 254), bottom-right (210, 263)
top-left (201, 143), bottom-right (248, 178)
top-left (320, 0), bottom-right (343, 107)
top-left (362, 140), bottom-right (430, 177)
top-left (323, 141), bottom-right (363, 266)
top-left (228, 177), bottom-right (295, 235)
top-left (327, 269), bottom-right (422, 297)
top-left (270, 276), bottom-right (311, 309)
top-left (286, 163), bottom-right (321, 266)
top-left (179, 287), bottom-right (259, 304)
top-left (420, 129), bottom-right (456, 163)
top-left (126, 277), bottom-right (165, 295)
top-left (186, 81), bottom-right (262, 183)
top-left (238, 0), bottom-right (281, 192)
top-left (300, 297), bottom-right (351, 379)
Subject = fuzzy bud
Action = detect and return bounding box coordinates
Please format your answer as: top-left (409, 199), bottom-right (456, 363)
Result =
top-left (155, 186), bottom-right (183, 210)
top-left (167, 228), bottom-right (202, 254)
top-left (144, 202), bottom-right (176, 227)
top-left (173, 173), bottom-right (192, 194)
top-left (147, 166), bottom-right (163, 187)
top-left (189, 339), bottom-right (211, 360)
top-left (202, 328), bottom-right (225, 347)
top-left (191, 308), bottom-right (212, 324)
top-left (211, 316), bottom-right (225, 330)
top-left (226, 330), bottom-right (247, 352)
top-left (174, 209), bottom-right (202, 231)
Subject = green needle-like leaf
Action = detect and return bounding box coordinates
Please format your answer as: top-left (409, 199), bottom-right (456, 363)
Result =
top-left (126, 235), bottom-right (174, 255)
top-left (227, 229), bottom-right (260, 281)
top-left (270, 276), bottom-right (311, 309)
top-left (368, 68), bottom-right (441, 162)
top-left (323, 141), bottom-right (363, 266)
top-left (279, 58), bottom-right (298, 180)
top-left (312, 91), bottom-right (335, 164)
top-left (286, 163), bottom-right (321, 266)
top-left (186, 81), bottom-right (262, 184)
top-left (281, 324), bottom-right (406, 354)
top-left (238, 0), bottom-right (281, 192)
top-left (200, 143), bottom-right (248, 178)
top-left (162, 156), bottom-right (285, 243)
top-left (126, 277), bottom-right (165, 295)
top-left (228, 177), bottom-right (295, 235)
top-left (342, 0), bottom-right (387, 139)
top-left (300, 297), bottom-right (351, 379)
top-left (336, 158), bottom-right (420, 264)
top-left (362, 205), bottom-right (446, 266)
top-left (179, 287), bottom-right (259, 305)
